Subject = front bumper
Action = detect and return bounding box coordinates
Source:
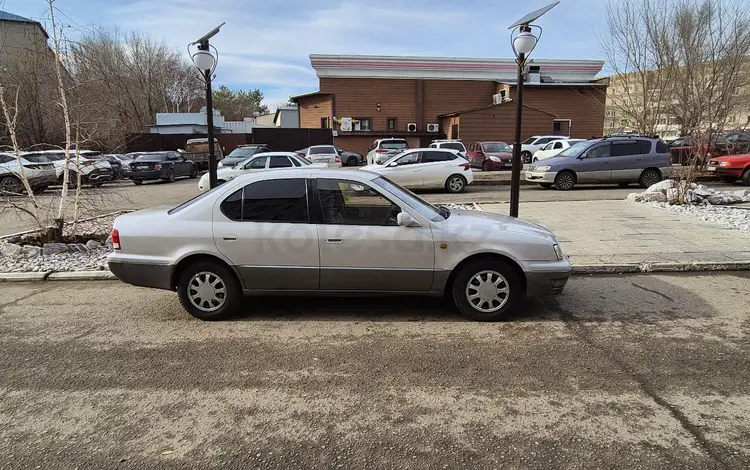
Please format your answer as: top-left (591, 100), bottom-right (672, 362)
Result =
top-left (525, 171), bottom-right (556, 183)
top-left (708, 166), bottom-right (743, 177)
top-left (484, 159), bottom-right (512, 170)
top-left (524, 259), bottom-right (571, 297)
top-left (108, 259), bottom-right (173, 290)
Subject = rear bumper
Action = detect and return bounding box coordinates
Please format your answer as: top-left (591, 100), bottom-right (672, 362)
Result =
top-left (85, 169), bottom-right (113, 182)
top-left (130, 169), bottom-right (165, 180)
top-left (108, 260), bottom-right (173, 290)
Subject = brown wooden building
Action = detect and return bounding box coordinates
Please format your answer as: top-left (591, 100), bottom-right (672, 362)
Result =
top-left (294, 55), bottom-right (607, 153)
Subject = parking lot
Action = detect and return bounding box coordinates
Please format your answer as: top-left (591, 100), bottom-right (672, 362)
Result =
top-left (1, 272), bottom-right (749, 468)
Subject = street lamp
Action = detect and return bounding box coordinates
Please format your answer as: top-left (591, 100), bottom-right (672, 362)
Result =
top-left (190, 22), bottom-right (225, 190)
top-left (508, 2), bottom-right (558, 218)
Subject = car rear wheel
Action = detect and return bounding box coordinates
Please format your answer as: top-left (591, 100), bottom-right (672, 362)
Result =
top-left (0, 175), bottom-right (23, 194)
top-left (742, 168), bottom-right (750, 186)
top-left (166, 169), bottom-right (176, 183)
top-left (638, 168), bottom-right (661, 188)
top-left (554, 171), bottom-right (576, 191)
top-left (445, 175), bottom-right (467, 193)
top-left (452, 257), bottom-right (522, 321)
top-left (346, 156), bottom-right (358, 166)
top-left (521, 151), bottom-right (532, 163)
top-left (190, 166), bottom-right (198, 178)
top-left (177, 261), bottom-right (242, 321)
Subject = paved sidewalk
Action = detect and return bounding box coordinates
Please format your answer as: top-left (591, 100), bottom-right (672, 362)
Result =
top-left (481, 200), bottom-right (750, 266)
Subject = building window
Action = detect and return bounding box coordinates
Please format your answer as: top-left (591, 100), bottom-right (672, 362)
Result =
top-left (553, 121), bottom-right (562, 132)
top-left (387, 117), bottom-right (397, 130)
top-left (320, 117), bottom-right (329, 129)
top-left (354, 118), bottom-right (371, 131)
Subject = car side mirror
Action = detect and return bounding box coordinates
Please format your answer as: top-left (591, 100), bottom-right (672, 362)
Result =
top-left (578, 153), bottom-right (587, 159)
top-left (397, 212), bottom-right (419, 227)
top-left (177, 149), bottom-right (185, 154)
top-left (388, 161), bottom-right (398, 167)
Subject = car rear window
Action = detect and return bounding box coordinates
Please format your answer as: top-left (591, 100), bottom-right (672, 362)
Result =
top-left (440, 142), bottom-right (465, 152)
top-left (20, 154), bottom-right (50, 163)
top-left (135, 154), bottom-right (166, 162)
top-left (309, 147), bottom-right (334, 154)
top-left (380, 141), bottom-right (408, 150)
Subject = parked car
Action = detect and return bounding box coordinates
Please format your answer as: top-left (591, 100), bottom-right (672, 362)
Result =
top-left (88, 154), bottom-right (127, 179)
top-left (525, 137), bottom-right (671, 190)
top-left (723, 132), bottom-right (750, 154)
top-left (707, 154), bottom-right (750, 185)
top-left (366, 138), bottom-right (409, 165)
top-left (0, 152), bottom-right (57, 194)
top-left (198, 152), bottom-right (325, 192)
top-left (667, 135), bottom-right (736, 165)
top-left (301, 145), bottom-right (342, 167)
top-left (467, 141), bottom-right (514, 170)
top-left (182, 138), bottom-right (225, 171)
top-left (31, 150), bottom-right (113, 187)
top-left (532, 139), bottom-right (587, 162)
top-left (218, 144), bottom-right (271, 168)
top-left (428, 139), bottom-right (468, 158)
top-left (108, 169), bottom-right (570, 321)
top-left (336, 147), bottom-right (364, 166)
top-left (511, 135), bottom-right (570, 163)
top-left (129, 151), bottom-right (197, 185)
top-left (361, 148), bottom-right (473, 193)
top-left (110, 154), bottom-right (133, 178)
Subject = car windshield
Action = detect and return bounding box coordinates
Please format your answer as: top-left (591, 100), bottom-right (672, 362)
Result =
top-left (292, 155), bottom-right (312, 165)
top-left (522, 137), bottom-right (538, 145)
top-left (483, 143), bottom-right (511, 153)
top-left (380, 141), bottom-right (408, 150)
top-left (168, 184), bottom-right (226, 215)
top-left (372, 176), bottom-right (445, 222)
top-left (21, 154), bottom-right (50, 163)
top-left (556, 141), bottom-right (592, 158)
top-left (227, 147), bottom-right (261, 158)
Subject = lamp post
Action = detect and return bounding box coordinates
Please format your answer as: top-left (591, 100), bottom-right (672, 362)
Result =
top-left (190, 23), bottom-right (224, 189)
top-left (508, 2), bottom-right (557, 217)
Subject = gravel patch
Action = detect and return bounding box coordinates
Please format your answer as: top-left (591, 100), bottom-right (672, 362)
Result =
top-left (0, 246), bottom-right (112, 273)
top-left (649, 202), bottom-right (750, 233)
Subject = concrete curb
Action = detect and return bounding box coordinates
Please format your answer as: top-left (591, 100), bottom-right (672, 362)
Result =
top-left (1, 261), bottom-right (749, 282)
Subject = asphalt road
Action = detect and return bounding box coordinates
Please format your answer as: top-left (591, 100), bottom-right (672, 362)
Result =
top-left (0, 175), bottom-right (735, 236)
top-left (1, 273), bottom-right (748, 468)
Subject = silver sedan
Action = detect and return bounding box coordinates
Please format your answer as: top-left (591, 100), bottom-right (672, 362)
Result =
top-left (108, 169), bottom-right (570, 321)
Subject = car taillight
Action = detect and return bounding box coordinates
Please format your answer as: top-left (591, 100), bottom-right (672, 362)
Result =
top-left (306, 156), bottom-right (312, 161)
top-left (335, 156), bottom-right (341, 163)
top-left (461, 163), bottom-right (471, 171)
top-left (111, 229), bottom-right (121, 250)
top-left (376, 149), bottom-right (387, 153)
top-left (154, 163), bottom-right (162, 169)
top-left (668, 155), bottom-right (673, 165)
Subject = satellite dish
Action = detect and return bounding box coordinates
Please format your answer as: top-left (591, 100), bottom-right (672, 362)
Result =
top-left (508, 1), bottom-right (559, 29)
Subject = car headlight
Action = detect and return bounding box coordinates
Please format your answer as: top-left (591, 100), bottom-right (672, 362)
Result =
top-left (553, 244), bottom-right (564, 260)
top-left (535, 165), bottom-right (552, 171)
top-left (719, 161), bottom-right (731, 167)
top-left (489, 156), bottom-right (501, 162)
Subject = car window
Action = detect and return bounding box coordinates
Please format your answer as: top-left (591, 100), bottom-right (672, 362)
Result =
top-left (440, 142), bottom-right (465, 152)
top-left (655, 141), bottom-right (668, 153)
top-left (227, 147), bottom-right (259, 158)
top-left (611, 142), bottom-right (640, 157)
top-left (554, 142), bottom-right (563, 150)
top-left (395, 152), bottom-right (421, 166)
top-left (21, 154), bottom-right (49, 163)
top-left (428, 143), bottom-right (437, 148)
top-left (0, 154), bottom-right (13, 164)
top-left (220, 178), bottom-right (309, 223)
top-left (372, 176), bottom-right (445, 222)
top-left (309, 147), bottom-right (334, 155)
top-left (423, 150), bottom-right (453, 162)
top-left (469, 144), bottom-right (475, 151)
top-left (269, 155), bottom-right (294, 168)
top-left (135, 154), bottom-right (165, 162)
top-left (317, 178), bottom-right (401, 226)
top-left (588, 144), bottom-right (611, 158)
top-left (246, 156), bottom-right (268, 169)
top-left (381, 141), bottom-right (408, 150)
top-left (166, 155), bottom-right (179, 161)
top-left (636, 140), bottom-right (652, 154)
top-left (557, 141), bottom-right (591, 158)
top-left (522, 137), bottom-right (537, 145)
top-left (483, 143), bottom-right (511, 153)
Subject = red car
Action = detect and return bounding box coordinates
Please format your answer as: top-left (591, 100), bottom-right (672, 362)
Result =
top-left (707, 154), bottom-right (750, 185)
top-left (467, 141), bottom-right (514, 171)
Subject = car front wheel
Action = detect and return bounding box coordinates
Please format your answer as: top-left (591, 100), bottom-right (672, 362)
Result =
top-left (452, 257), bottom-right (522, 321)
top-left (554, 171), bottom-right (576, 191)
top-left (177, 261), bottom-right (242, 321)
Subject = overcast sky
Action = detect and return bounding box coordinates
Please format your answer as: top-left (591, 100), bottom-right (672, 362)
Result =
top-left (2, 0), bottom-right (609, 107)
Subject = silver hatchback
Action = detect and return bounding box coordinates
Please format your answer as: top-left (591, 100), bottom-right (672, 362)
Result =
top-left (108, 169), bottom-right (570, 321)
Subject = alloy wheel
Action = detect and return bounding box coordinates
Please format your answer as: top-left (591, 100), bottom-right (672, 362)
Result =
top-left (188, 271), bottom-right (227, 312)
top-left (448, 176), bottom-right (464, 192)
top-left (0, 176), bottom-right (23, 194)
top-left (555, 173), bottom-right (575, 190)
top-left (465, 270), bottom-right (510, 313)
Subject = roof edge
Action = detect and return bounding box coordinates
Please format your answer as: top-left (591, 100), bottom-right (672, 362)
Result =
top-left (438, 100), bottom-right (557, 118)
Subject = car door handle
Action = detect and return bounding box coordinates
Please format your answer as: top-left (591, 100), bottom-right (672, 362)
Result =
top-left (222, 235), bottom-right (237, 241)
top-left (325, 238), bottom-right (343, 244)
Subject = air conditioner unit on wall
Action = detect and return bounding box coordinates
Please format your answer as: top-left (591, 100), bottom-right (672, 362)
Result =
top-left (407, 123), bottom-right (417, 132)
top-left (426, 123), bottom-right (439, 133)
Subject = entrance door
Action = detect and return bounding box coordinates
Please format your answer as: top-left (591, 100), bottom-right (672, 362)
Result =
top-left (314, 177), bottom-right (435, 292)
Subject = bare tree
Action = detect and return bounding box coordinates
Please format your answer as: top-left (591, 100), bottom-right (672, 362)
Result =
top-left (601, 0), bottom-right (677, 136)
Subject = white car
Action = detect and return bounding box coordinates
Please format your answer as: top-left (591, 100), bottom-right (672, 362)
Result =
top-left (302, 145), bottom-right (342, 167)
top-left (511, 135), bottom-right (570, 163)
top-left (29, 149), bottom-right (113, 186)
top-left (198, 152), bottom-right (324, 192)
top-left (361, 148), bottom-right (473, 193)
top-left (532, 139), bottom-right (587, 162)
top-left (0, 152), bottom-right (57, 194)
top-left (366, 138), bottom-right (410, 165)
top-left (428, 140), bottom-right (468, 157)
